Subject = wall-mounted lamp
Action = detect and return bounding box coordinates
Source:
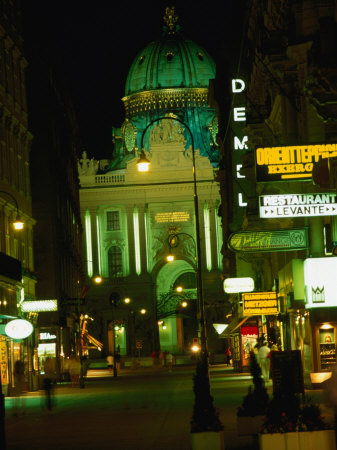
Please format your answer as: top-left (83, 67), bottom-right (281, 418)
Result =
top-left (0, 191), bottom-right (24, 230)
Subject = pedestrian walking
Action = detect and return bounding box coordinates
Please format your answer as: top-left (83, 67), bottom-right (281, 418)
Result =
top-left (225, 347), bottom-right (232, 366)
top-left (106, 354), bottom-right (113, 372)
top-left (166, 351), bottom-right (173, 371)
top-left (13, 359), bottom-right (25, 416)
top-left (114, 351), bottom-right (121, 373)
top-left (163, 350), bottom-right (168, 367)
top-left (258, 341), bottom-right (271, 381)
top-left (69, 355), bottom-right (81, 386)
top-left (43, 357), bottom-right (55, 410)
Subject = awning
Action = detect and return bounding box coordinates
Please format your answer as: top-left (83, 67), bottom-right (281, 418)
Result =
top-left (83, 332), bottom-right (103, 350)
top-left (219, 316), bottom-right (249, 338)
top-left (0, 314), bottom-right (17, 319)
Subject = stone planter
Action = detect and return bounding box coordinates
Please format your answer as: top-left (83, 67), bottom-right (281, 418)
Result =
top-left (259, 429), bottom-right (336, 450)
top-left (237, 415), bottom-right (265, 435)
top-left (191, 430), bottom-right (225, 450)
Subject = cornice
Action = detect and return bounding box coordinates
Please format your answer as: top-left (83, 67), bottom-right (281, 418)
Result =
top-left (122, 87), bottom-right (209, 117)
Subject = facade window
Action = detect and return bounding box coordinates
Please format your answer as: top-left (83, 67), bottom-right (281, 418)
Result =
top-left (107, 211), bottom-right (120, 231)
top-left (108, 246), bottom-right (123, 278)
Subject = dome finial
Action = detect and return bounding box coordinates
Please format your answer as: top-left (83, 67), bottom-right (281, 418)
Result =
top-left (163, 6), bottom-right (179, 35)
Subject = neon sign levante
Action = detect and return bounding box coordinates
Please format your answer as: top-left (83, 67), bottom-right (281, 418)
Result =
top-left (259, 193), bottom-right (337, 218)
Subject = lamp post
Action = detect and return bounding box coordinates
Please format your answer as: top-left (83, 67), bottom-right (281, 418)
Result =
top-left (0, 191), bottom-right (24, 230)
top-left (139, 117), bottom-right (207, 357)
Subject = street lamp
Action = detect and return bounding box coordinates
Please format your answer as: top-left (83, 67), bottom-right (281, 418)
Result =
top-left (139, 117), bottom-right (207, 357)
top-left (0, 190), bottom-right (24, 230)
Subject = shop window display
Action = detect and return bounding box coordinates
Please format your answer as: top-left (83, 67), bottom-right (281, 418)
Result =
top-left (319, 327), bottom-right (336, 371)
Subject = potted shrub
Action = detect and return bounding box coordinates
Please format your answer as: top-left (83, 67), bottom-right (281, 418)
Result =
top-left (259, 392), bottom-right (335, 450)
top-left (237, 351), bottom-right (269, 435)
top-left (190, 353), bottom-right (224, 450)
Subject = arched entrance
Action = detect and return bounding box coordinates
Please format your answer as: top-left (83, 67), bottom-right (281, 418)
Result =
top-left (155, 260), bottom-right (197, 353)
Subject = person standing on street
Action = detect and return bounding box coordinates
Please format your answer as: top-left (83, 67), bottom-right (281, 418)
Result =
top-left (258, 341), bottom-right (271, 381)
top-left (166, 352), bottom-right (173, 372)
top-left (43, 357), bottom-right (55, 410)
top-left (107, 354), bottom-right (113, 372)
top-left (13, 360), bottom-right (25, 416)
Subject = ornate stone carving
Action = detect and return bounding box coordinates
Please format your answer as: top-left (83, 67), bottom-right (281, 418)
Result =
top-left (78, 151), bottom-right (99, 175)
top-left (103, 238), bottom-right (125, 251)
top-left (149, 119), bottom-right (185, 145)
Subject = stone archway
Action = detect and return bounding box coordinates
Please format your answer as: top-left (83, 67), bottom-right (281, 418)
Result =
top-left (155, 260), bottom-right (197, 354)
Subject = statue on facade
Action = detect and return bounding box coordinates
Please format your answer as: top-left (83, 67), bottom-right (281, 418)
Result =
top-left (149, 119), bottom-right (186, 145)
top-left (78, 151), bottom-right (99, 175)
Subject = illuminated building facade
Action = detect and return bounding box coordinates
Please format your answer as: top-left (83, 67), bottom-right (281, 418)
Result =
top-left (0, 0), bottom-right (36, 392)
top-left (216, 0), bottom-right (337, 382)
top-left (79, 9), bottom-right (225, 357)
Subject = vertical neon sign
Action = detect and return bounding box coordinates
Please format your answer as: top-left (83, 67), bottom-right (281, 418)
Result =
top-left (232, 79), bottom-right (248, 208)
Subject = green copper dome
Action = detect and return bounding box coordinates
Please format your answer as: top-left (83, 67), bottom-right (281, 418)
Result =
top-left (125, 37), bottom-right (215, 96)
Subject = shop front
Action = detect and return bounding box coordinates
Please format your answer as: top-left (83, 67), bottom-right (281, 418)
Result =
top-left (37, 327), bottom-right (60, 377)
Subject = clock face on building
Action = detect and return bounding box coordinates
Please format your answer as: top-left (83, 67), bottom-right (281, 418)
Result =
top-left (123, 121), bottom-right (136, 152)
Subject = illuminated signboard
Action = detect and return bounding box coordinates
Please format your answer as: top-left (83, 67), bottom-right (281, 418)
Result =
top-left (21, 299), bottom-right (58, 312)
top-left (232, 79), bottom-right (249, 209)
top-left (39, 332), bottom-right (57, 340)
top-left (228, 229), bottom-right (309, 252)
top-left (259, 193), bottom-right (337, 218)
top-left (5, 319), bottom-right (33, 339)
top-left (255, 144), bottom-right (337, 182)
top-left (304, 257), bottom-right (337, 308)
top-left (242, 292), bottom-right (278, 316)
top-left (223, 277), bottom-right (254, 293)
top-left (154, 212), bottom-right (190, 223)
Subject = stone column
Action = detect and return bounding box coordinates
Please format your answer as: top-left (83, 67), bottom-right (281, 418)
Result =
top-left (209, 201), bottom-right (218, 271)
top-left (137, 204), bottom-right (147, 274)
top-left (89, 207), bottom-right (99, 273)
top-left (126, 205), bottom-right (136, 276)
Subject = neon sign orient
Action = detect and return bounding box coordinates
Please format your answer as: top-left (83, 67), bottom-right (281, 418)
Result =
top-left (232, 79), bottom-right (248, 207)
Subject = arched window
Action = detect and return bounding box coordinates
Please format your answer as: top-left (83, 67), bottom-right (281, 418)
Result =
top-left (108, 246), bottom-right (123, 278)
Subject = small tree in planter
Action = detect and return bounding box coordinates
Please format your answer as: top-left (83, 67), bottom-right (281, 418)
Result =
top-left (237, 350), bottom-right (269, 417)
top-left (190, 354), bottom-right (224, 449)
top-left (237, 351), bottom-right (269, 436)
top-left (191, 353), bottom-right (223, 433)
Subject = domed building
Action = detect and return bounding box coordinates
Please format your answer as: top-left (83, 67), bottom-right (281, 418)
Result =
top-left (78, 7), bottom-right (225, 361)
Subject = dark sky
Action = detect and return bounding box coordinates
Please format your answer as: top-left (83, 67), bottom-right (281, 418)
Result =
top-left (22, 1), bottom-right (247, 159)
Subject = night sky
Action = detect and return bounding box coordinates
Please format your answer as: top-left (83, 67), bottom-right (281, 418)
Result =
top-left (22, 1), bottom-right (246, 159)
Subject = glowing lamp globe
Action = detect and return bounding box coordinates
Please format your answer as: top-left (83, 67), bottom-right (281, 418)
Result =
top-left (5, 319), bottom-right (33, 339)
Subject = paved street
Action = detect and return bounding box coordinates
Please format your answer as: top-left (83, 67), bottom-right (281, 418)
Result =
top-left (4, 365), bottom-right (331, 450)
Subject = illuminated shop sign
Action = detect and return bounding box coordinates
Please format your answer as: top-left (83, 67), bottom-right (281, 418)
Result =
top-left (228, 228), bottom-right (309, 252)
top-left (259, 193), bottom-right (337, 218)
top-left (242, 292), bottom-right (278, 316)
top-left (304, 258), bottom-right (337, 308)
top-left (255, 144), bottom-right (337, 182)
top-left (39, 332), bottom-right (57, 340)
top-left (154, 212), bottom-right (190, 223)
top-left (21, 299), bottom-right (58, 312)
top-left (232, 79), bottom-right (249, 208)
top-left (5, 319), bottom-right (33, 339)
top-left (223, 277), bottom-right (254, 293)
